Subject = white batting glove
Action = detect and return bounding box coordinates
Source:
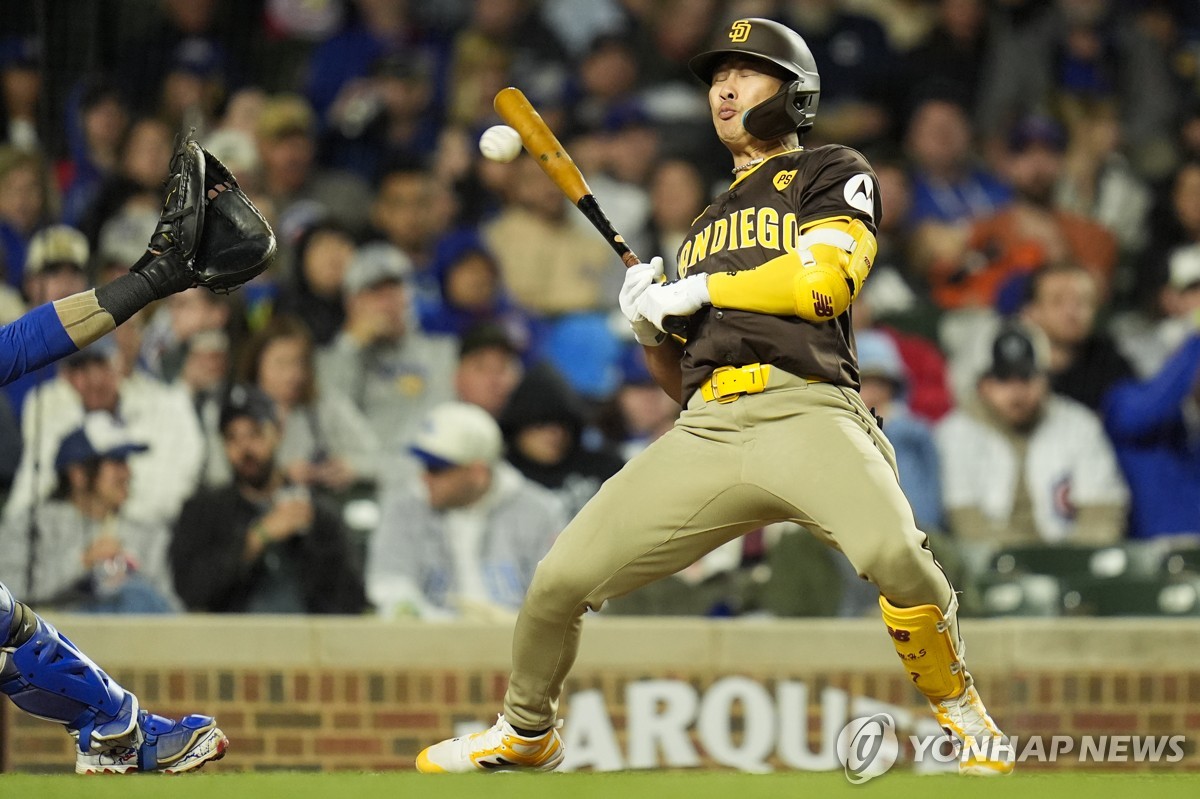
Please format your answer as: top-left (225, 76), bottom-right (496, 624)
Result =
top-left (619, 256), bottom-right (667, 346)
top-left (635, 273), bottom-right (711, 332)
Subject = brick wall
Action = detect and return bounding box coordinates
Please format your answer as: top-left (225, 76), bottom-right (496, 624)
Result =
top-left (4, 617), bottom-right (1199, 772)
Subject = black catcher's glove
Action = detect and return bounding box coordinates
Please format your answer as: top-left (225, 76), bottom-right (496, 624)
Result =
top-left (133, 134), bottom-right (275, 299)
top-left (133, 135), bottom-right (206, 298)
top-left (191, 147), bottom-right (276, 293)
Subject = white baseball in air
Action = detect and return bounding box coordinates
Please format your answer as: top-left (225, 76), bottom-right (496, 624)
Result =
top-left (479, 124), bottom-right (523, 163)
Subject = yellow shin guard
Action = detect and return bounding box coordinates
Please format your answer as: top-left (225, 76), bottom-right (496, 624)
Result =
top-left (879, 596), bottom-right (966, 702)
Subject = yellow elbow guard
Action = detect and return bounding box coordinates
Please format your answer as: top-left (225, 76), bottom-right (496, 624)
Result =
top-left (793, 263), bottom-right (851, 321)
top-left (797, 217), bottom-right (877, 296)
top-left (705, 216), bottom-right (878, 321)
top-left (879, 595), bottom-right (966, 702)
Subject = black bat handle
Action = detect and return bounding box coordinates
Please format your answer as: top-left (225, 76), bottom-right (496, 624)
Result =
top-left (577, 194), bottom-right (689, 338)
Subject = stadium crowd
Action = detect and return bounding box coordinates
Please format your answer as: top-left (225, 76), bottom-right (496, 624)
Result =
top-left (1, 0), bottom-right (1199, 619)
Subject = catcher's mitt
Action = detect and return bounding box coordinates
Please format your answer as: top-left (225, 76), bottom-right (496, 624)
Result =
top-left (192, 147), bottom-right (276, 293)
top-left (133, 133), bottom-right (275, 298)
top-left (134, 135), bottom-right (207, 298)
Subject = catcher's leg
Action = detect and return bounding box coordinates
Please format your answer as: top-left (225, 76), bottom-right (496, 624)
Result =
top-left (0, 581), bottom-right (228, 774)
top-left (749, 383), bottom-right (1013, 775)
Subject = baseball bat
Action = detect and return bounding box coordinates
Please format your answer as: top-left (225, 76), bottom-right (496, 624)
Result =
top-left (493, 87), bottom-right (687, 336)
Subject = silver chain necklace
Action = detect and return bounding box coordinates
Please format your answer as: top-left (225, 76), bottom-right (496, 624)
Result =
top-left (731, 157), bottom-right (765, 175)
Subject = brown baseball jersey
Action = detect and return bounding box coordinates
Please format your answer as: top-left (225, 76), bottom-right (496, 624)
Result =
top-left (676, 145), bottom-right (882, 400)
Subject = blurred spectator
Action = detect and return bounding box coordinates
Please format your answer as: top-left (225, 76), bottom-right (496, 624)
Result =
top-left (369, 161), bottom-right (456, 281)
top-left (305, 0), bottom-right (445, 123)
top-left (454, 323), bottom-right (525, 419)
top-left (60, 81), bottom-right (129, 228)
top-left (853, 290), bottom-right (953, 422)
top-left (0, 35), bottom-right (42, 150)
top-left (904, 97), bottom-right (1011, 227)
top-left (219, 86), bottom-right (267, 137)
top-left (580, 108), bottom-right (660, 251)
top-left (927, 115), bottom-right (1117, 310)
top-left (23, 225), bottom-right (89, 305)
top-left (255, 93), bottom-right (371, 236)
top-left (858, 155), bottom-right (919, 308)
top-left (276, 219), bottom-right (357, 345)
top-left (202, 128), bottom-right (263, 195)
top-left (445, 0), bottom-right (568, 130)
top-left (1055, 99), bottom-right (1152, 255)
top-left (417, 229), bottom-right (531, 341)
top-left (900, 0), bottom-right (993, 114)
top-left (159, 36), bottom-right (228, 134)
top-left (1139, 160), bottom-right (1200, 314)
top-left (640, 158), bottom-right (708, 280)
top-left (324, 51), bottom-right (441, 181)
top-left (539, 0), bottom-right (630, 59)
top-left (139, 286), bottom-right (237, 382)
top-left (1, 226), bottom-right (91, 419)
top-left (0, 146), bottom-right (53, 289)
top-left (80, 116), bottom-right (173, 247)
top-left (1103, 256), bottom-right (1200, 538)
top-left (782, 0), bottom-right (897, 146)
top-left (572, 36), bottom-right (642, 133)
top-left (856, 330), bottom-right (944, 531)
top-left (595, 344), bottom-right (680, 462)
top-left (316, 242), bottom-right (457, 452)
top-left (484, 156), bottom-right (616, 315)
top-left (0, 411), bottom-right (177, 613)
top-left (171, 385), bottom-right (367, 613)
top-left (1116, 245), bottom-right (1200, 380)
top-left (116, 0), bottom-right (240, 117)
top-left (936, 324), bottom-right (1128, 546)
top-left (5, 335), bottom-right (204, 529)
top-left (500, 362), bottom-right (623, 517)
top-left (1021, 262), bottom-right (1134, 410)
top-left (176, 329), bottom-right (232, 489)
top-left (238, 314), bottom-right (379, 496)
top-left (976, 0), bottom-right (1180, 173)
top-left (628, 0), bottom-right (719, 161)
top-left (367, 401), bottom-right (565, 619)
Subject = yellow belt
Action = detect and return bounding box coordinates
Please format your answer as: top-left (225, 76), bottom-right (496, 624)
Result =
top-left (700, 363), bottom-right (772, 404)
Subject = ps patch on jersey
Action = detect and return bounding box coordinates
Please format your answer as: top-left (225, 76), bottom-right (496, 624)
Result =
top-left (773, 170), bottom-right (797, 191)
top-left (843, 174), bottom-right (875, 219)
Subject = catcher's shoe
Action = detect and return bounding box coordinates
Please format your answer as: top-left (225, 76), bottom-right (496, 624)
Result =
top-left (76, 711), bottom-right (228, 774)
top-left (933, 686), bottom-right (1014, 776)
top-left (416, 715), bottom-right (564, 773)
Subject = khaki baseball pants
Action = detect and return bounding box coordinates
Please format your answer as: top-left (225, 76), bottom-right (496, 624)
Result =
top-left (503, 370), bottom-right (954, 731)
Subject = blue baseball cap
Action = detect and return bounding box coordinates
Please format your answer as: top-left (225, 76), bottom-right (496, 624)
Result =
top-left (55, 412), bottom-right (149, 471)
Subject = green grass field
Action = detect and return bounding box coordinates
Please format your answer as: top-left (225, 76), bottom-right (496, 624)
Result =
top-left (1, 771), bottom-right (1198, 799)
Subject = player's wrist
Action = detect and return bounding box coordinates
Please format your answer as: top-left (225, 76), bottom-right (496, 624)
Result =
top-left (630, 318), bottom-right (666, 346)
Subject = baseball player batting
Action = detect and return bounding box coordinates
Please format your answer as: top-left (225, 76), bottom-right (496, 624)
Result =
top-left (0, 136), bottom-right (272, 772)
top-left (418, 18), bottom-right (1012, 776)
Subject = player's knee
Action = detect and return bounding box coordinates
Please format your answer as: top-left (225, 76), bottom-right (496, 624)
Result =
top-left (853, 533), bottom-right (929, 587)
top-left (526, 560), bottom-right (596, 612)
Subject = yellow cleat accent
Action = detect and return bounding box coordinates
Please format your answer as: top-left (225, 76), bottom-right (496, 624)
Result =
top-left (416, 715), bottom-right (565, 774)
top-left (934, 686), bottom-right (1015, 776)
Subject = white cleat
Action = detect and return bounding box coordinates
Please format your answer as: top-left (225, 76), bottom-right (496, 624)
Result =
top-left (416, 714), bottom-right (564, 773)
top-left (933, 686), bottom-right (1015, 776)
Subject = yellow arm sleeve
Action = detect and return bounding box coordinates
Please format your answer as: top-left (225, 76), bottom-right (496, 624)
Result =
top-left (706, 216), bottom-right (878, 322)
